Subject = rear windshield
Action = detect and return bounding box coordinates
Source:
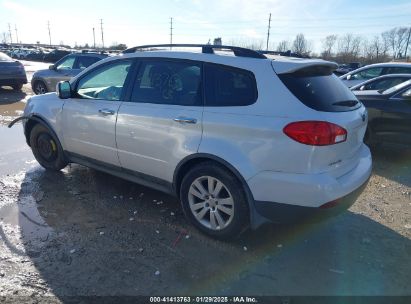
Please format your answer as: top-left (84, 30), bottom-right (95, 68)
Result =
top-left (278, 67), bottom-right (361, 112)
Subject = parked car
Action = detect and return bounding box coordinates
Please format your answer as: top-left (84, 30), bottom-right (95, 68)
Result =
top-left (31, 52), bottom-right (108, 94)
top-left (42, 49), bottom-right (72, 63)
top-left (340, 62), bottom-right (411, 87)
top-left (334, 62), bottom-right (361, 76)
top-left (11, 44), bottom-right (372, 239)
top-left (354, 79), bottom-right (411, 146)
top-left (350, 74), bottom-right (411, 92)
top-left (0, 51), bottom-right (27, 90)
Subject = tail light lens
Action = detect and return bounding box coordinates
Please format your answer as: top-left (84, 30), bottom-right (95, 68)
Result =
top-left (283, 121), bottom-right (347, 146)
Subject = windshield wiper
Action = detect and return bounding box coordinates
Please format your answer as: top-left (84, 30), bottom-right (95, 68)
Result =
top-left (332, 100), bottom-right (358, 107)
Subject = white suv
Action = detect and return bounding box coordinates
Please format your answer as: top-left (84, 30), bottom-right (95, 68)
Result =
top-left (11, 44), bottom-right (372, 239)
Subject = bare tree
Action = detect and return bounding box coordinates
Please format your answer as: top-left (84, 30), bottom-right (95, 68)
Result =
top-left (382, 27), bottom-right (409, 58)
top-left (337, 33), bottom-right (362, 62)
top-left (321, 34), bottom-right (337, 59)
top-left (292, 33), bottom-right (310, 55)
top-left (228, 38), bottom-right (264, 50)
top-left (276, 40), bottom-right (290, 52)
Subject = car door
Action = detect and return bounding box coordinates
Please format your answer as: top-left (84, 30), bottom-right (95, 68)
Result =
top-left (48, 55), bottom-right (79, 90)
top-left (61, 59), bottom-right (134, 165)
top-left (116, 59), bottom-right (203, 183)
top-left (380, 87), bottom-right (411, 144)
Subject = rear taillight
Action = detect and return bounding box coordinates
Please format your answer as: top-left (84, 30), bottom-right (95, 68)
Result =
top-left (283, 121), bottom-right (347, 146)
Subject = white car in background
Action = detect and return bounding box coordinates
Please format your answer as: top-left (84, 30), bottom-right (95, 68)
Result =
top-left (10, 44), bottom-right (372, 239)
top-left (340, 62), bottom-right (411, 87)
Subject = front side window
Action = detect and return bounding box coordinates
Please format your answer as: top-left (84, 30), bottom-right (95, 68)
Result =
top-left (204, 64), bottom-right (257, 106)
top-left (385, 67), bottom-right (411, 74)
top-left (56, 56), bottom-right (75, 70)
top-left (351, 67), bottom-right (383, 80)
top-left (131, 60), bottom-right (202, 106)
top-left (76, 60), bottom-right (132, 101)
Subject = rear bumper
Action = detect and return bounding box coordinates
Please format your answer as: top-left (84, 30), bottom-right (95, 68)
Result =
top-left (0, 75), bottom-right (27, 85)
top-left (248, 144), bottom-right (372, 223)
top-left (254, 178), bottom-right (369, 223)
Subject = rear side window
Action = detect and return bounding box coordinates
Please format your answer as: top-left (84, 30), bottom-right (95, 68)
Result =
top-left (385, 67), bottom-right (411, 74)
top-left (279, 67), bottom-right (360, 112)
top-left (204, 64), bottom-right (257, 106)
top-left (131, 60), bottom-right (202, 106)
top-left (75, 56), bottom-right (101, 69)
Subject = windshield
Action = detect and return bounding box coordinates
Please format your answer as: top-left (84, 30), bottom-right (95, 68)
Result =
top-left (0, 52), bottom-right (12, 61)
top-left (383, 79), bottom-right (411, 95)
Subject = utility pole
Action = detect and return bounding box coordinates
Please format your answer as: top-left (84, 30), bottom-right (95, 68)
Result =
top-left (405, 27), bottom-right (411, 60)
top-left (100, 19), bottom-right (104, 49)
top-left (47, 21), bottom-right (51, 46)
top-left (15, 24), bottom-right (18, 44)
top-left (266, 13), bottom-right (271, 51)
top-left (93, 27), bottom-right (96, 48)
top-left (170, 17), bottom-right (173, 49)
top-left (2, 32), bottom-right (6, 44)
top-left (8, 23), bottom-right (13, 44)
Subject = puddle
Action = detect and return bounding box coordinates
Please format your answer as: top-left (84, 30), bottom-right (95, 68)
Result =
top-left (0, 124), bottom-right (36, 176)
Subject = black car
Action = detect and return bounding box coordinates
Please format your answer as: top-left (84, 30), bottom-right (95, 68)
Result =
top-left (43, 49), bottom-right (72, 63)
top-left (354, 80), bottom-right (411, 145)
top-left (0, 51), bottom-right (27, 90)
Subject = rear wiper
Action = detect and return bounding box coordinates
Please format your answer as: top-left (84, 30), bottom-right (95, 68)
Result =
top-left (332, 100), bottom-right (358, 107)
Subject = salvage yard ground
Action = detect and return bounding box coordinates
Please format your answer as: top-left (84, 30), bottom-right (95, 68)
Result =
top-left (0, 61), bottom-right (410, 300)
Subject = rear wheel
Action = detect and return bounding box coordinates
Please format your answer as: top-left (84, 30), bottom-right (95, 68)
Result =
top-left (180, 162), bottom-right (249, 239)
top-left (12, 84), bottom-right (23, 91)
top-left (33, 80), bottom-right (48, 95)
top-left (29, 124), bottom-right (68, 171)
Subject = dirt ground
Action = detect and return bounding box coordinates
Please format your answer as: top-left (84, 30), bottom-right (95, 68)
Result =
top-left (0, 63), bottom-right (410, 302)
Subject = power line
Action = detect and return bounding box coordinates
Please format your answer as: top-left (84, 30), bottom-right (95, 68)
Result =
top-left (93, 27), bottom-right (96, 48)
top-left (47, 21), bottom-right (51, 46)
top-left (266, 13), bottom-right (271, 51)
top-left (100, 19), bottom-right (105, 48)
top-left (14, 24), bottom-right (18, 44)
top-left (170, 17), bottom-right (173, 49)
top-left (8, 23), bottom-right (12, 44)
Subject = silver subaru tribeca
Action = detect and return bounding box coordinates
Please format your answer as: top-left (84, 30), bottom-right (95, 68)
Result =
top-left (11, 44), bottom-right (372, 239)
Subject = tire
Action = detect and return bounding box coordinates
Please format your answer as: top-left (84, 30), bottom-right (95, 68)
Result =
top-left (33, 80), bottom-right (48, 95)
top-left (180, 162), bottom-right (249, 240)
top-left (29, 124), bottom-right (68, 171)
top-left (12, 84), bottom-right (23, 91)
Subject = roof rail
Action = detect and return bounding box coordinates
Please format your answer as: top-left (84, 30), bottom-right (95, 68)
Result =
top-left (259, 50), bottom-right (311, 59)
top-left (122, 44), bottom-right (267, 59)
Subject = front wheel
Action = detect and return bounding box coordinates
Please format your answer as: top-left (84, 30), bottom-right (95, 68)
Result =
top-left (33, 80), bottom-right (48, 95)
top-left (180, 162), bottom-right (249, 239)
top-left (29, 124), bottom-right (68, 171)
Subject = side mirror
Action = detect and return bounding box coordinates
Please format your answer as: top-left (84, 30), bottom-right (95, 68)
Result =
top-left (346, 74), bottom-right (352, 80)
top-left (49, 64), bottom-right (55, 70)
top-left (360, 85), bottom-right (365, 91)
top-left (57, 81), bottom-right (71, 99)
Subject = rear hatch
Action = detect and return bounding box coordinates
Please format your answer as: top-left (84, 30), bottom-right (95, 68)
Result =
top-left (272, 60), bottom-right (368, 177)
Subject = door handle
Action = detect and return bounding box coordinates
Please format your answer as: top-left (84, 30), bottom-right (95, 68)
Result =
top-left (98, 109), bottom-right (115, 116)
top-left (173, 117), bottom-right (197, 124)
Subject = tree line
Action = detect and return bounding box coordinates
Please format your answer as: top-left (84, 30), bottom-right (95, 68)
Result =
top-left (228, 26), bottom-right (411, 64)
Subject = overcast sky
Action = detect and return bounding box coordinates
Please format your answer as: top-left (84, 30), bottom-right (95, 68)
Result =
top-left (1, 0), bottom-right (411, 52)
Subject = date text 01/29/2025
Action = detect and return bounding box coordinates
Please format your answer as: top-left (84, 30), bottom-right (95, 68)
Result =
top-left (149, 296), bottom-right (258, 303)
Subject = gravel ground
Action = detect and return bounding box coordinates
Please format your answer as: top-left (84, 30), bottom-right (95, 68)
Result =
top-left (0, 63), bottom-right (410, 302)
